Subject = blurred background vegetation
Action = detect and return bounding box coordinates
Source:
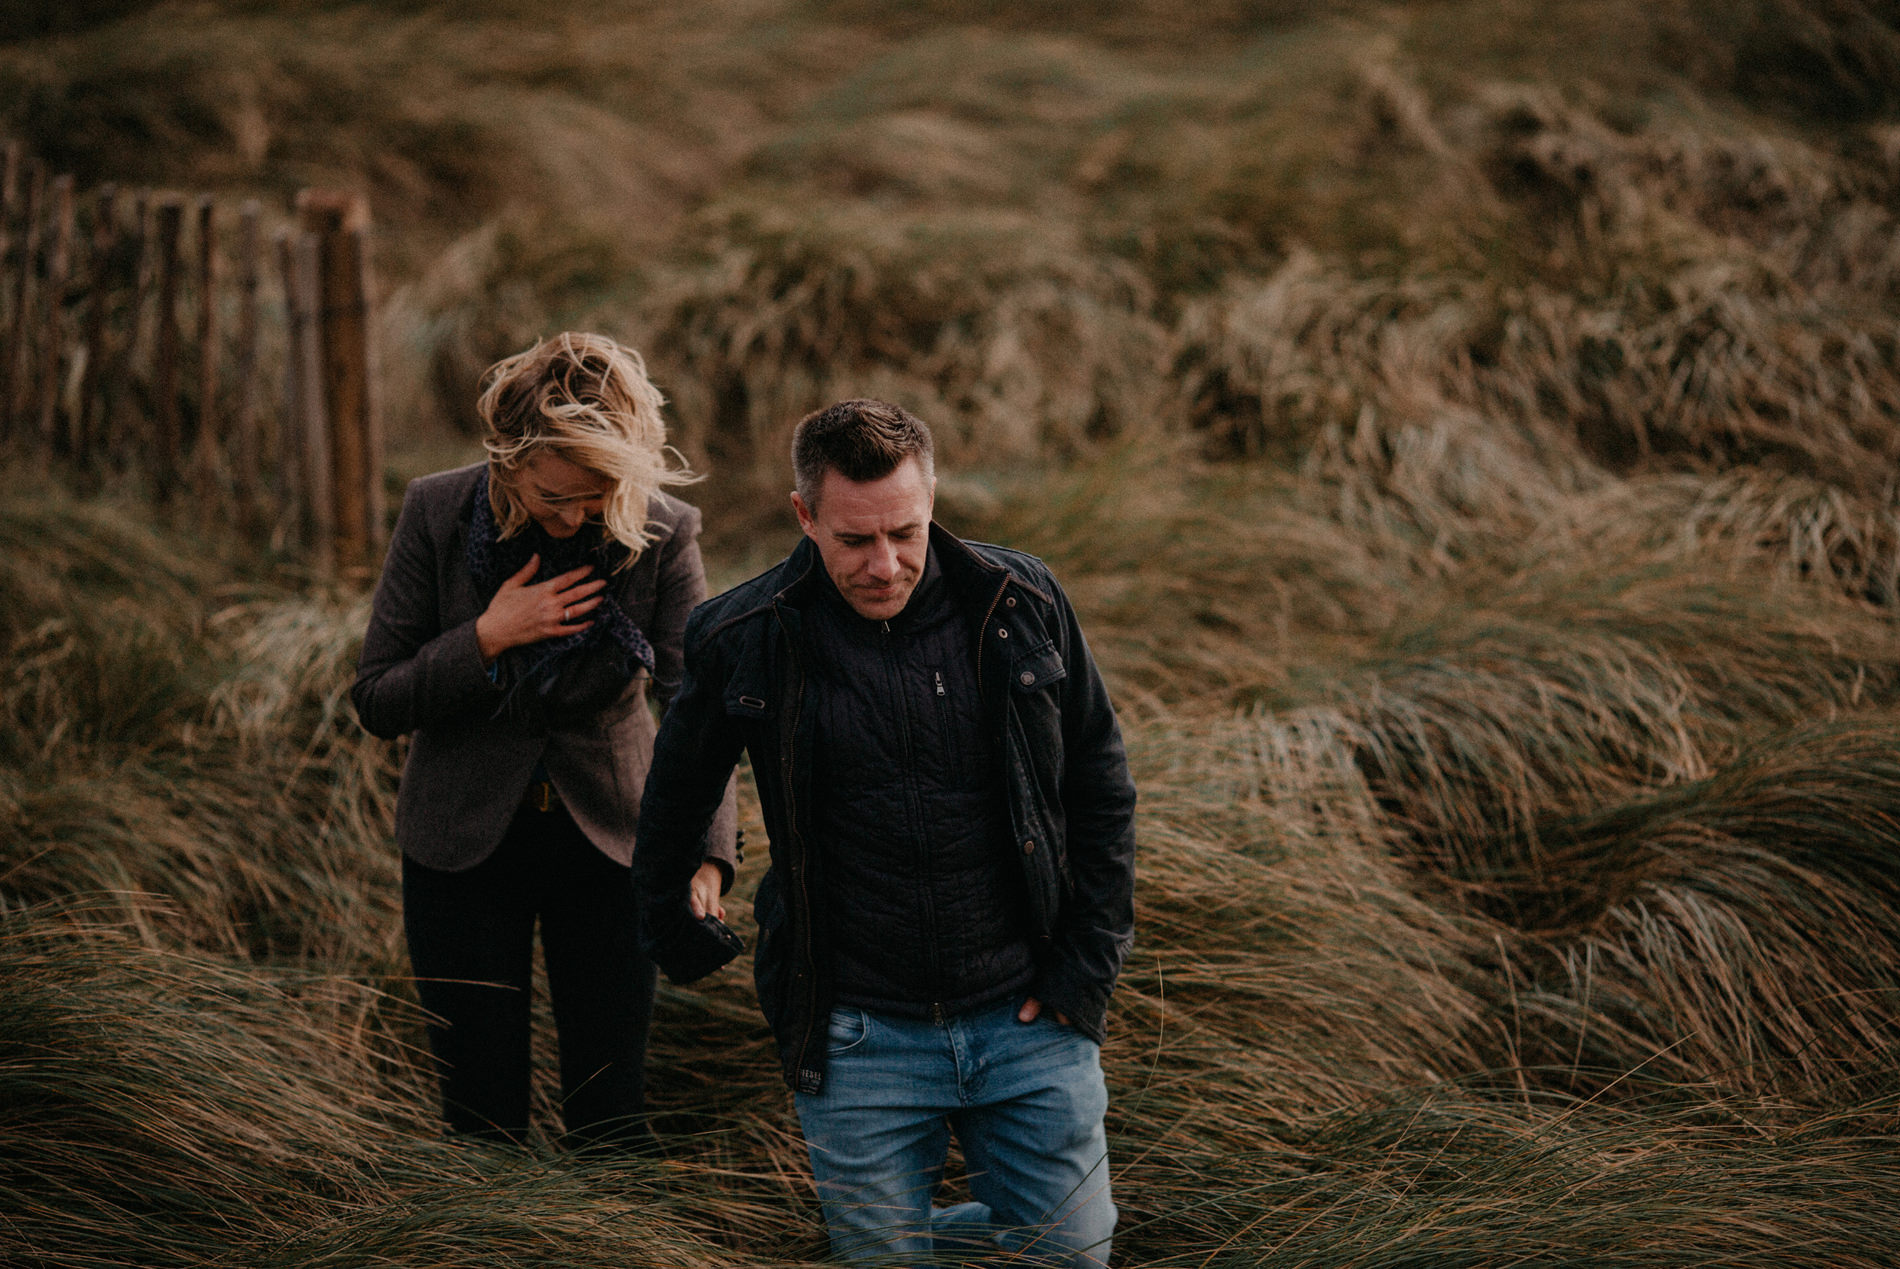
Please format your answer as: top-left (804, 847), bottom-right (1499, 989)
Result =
top-left (5, 1), bottom-right (1900, 1265)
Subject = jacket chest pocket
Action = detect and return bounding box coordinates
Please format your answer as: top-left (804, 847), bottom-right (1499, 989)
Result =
top-left (1007, 639), bottom-right (1067, 696)
top-left (928, 665), bottom-right (986, 786)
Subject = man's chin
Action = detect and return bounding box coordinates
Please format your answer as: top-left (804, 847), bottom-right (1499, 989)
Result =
top-left (848, 589), bottom-right (909, 620)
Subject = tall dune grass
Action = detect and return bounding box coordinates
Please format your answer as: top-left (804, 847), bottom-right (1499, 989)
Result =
top-left (9, 451), bottom-right (1900, 1261)
top-left (1124, 1087), bottom-right (1900, 1267)
top-left (1484, 718), bottom-right (1900, 1099)
top-left (0, 902), bottom-right (815, 1269)
top-left (0, 493), bottom-right (399, 963)
top-left (16, 0), bottom-right (1898, 468)
top-left (7, 0), bottom-right (1900, 1264)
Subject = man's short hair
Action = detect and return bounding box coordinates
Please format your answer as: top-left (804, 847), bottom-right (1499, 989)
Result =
top-left (792, 399), bottom-right (935, 509)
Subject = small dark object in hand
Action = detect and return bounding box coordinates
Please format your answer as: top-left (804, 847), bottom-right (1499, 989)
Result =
top-left (650, 906), bottom-right (745, 984)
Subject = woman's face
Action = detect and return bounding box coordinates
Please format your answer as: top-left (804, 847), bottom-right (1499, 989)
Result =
top-left (515, 450), bottom-right (615, 539)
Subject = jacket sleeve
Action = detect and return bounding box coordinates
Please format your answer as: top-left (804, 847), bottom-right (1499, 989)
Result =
top-left (351, 478), bottom-right (503, 740)
top-left (647, 505), bottom-right (741, 887)
top-left (1033, 575), bottom-right (1138, 1042)
top-left (633, 610), bottom-right (749, 958)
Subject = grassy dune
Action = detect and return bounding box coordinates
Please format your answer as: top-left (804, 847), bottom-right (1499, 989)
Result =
top-left (6, 0), bottom-right (1900, 1265)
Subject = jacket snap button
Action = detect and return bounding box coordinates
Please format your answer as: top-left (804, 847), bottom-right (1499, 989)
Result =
top-left (1019, 671), bottom-right (1034, 685)
top-left (1005, 597), bottom-right (1016, 607)
top-left (1022, 840), bottom-right (1035, 854)
top-left (997, 628), bottom-right (1009, 638)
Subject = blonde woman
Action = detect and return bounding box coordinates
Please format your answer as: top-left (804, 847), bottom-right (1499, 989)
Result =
top-left (353, 333), bottom-right (736, 1148)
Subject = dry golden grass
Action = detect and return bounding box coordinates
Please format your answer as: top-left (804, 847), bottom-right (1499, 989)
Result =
top-left (6, 0), bottom-right (1900, 1264)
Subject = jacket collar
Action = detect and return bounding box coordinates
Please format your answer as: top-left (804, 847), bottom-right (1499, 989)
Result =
top-left (770, 522), bottom-right (1041, 617)
top-left (771, 535), bottom-right (823, 607)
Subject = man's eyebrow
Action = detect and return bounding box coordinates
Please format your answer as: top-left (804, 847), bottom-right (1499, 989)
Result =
top-left (837, 520), bottom-right (925, 538)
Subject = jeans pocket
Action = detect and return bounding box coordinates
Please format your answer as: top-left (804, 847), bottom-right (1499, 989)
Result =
top-left (824, 1006), bottom-right (869, 1056)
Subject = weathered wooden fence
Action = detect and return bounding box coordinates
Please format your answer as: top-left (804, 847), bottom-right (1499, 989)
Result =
top-left (0, 141), bottom-right (386, 577)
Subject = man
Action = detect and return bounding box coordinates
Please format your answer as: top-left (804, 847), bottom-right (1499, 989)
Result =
top-left (634, 399), bottom-right (1137, 1265)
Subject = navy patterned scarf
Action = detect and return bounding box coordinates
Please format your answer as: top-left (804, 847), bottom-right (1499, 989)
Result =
top-left (467, 468), bottom-right (654, 731)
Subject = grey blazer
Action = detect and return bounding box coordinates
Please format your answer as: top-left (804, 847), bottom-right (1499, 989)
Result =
top-left (352, 462), bottom-right (738, 874)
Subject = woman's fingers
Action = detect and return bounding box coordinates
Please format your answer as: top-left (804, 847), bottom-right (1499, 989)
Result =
top-left (483, 560), bottom-right (614, 651)
top-left (549, 573), bottom-right (606, 632)
top-left (502, 553), bottom-right (542, 589)
top-left (552, 575), bottom-right (608, 601)
top-left (511, 562), bottom-right (600, 596)
top-left (555, 593), bottom-right (604, 627)
top-left (529, 566), bottom-right (605, 608)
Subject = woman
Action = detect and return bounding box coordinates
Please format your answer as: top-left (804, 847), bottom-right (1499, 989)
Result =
top-left (352, 332), bottom-right (736, 1148)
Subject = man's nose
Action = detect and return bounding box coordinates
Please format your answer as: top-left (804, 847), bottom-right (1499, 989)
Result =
top-left (866, 539), bottom-right (898, 579)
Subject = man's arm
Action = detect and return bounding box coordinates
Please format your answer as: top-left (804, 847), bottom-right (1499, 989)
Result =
top-left (1030, 577), bottom-right (1138, 1041)
top-left (633, 613), bottom-right (749, 970)
top-left (648, 505), bottom-right (740, 893)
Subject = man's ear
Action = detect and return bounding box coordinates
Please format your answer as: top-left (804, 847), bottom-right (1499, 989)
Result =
top-left (791, 490), bottom-right (817, 539)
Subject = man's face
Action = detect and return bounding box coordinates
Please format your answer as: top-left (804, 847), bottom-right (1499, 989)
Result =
top-left (792, 456), bottom-right (935, 621)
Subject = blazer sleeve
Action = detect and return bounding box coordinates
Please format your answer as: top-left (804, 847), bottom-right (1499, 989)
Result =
top-left (351, 478), bottom-right (503, 740)
top-left (647, 502), bottom-right (742, 887)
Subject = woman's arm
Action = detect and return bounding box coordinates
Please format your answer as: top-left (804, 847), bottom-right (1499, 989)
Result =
top-left (350, 480), bottom-right (506, 740)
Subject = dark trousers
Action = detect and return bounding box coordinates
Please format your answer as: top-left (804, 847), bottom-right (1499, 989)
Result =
top-left (401, 803), bottom-right (656, 1148)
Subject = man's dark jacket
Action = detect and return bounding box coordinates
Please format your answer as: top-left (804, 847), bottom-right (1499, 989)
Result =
top-left (634, 523), bottom-right (1137, 1094)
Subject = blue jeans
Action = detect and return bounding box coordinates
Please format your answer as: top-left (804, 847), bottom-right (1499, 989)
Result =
top-left (793, 997), bottom-right (1115, 1267)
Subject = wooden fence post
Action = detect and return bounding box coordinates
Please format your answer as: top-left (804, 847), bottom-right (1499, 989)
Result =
top-left (4, 157), bottom-right (43, 440)
top-left (77, 183), bottom-right (117, 471)
top-left (272, 229), bottom-right (300, 543)
top-left (0, 167), bottom-right (386, 573)
top-left (284, 230), bottom-right (335, 574)
top-left (192, 196), bottom-right (218, 514)
top-left (231, 200), bottom-right (262, 530)
top-left (38, 172), bottom-right (74, 458)
top-left (350, 219), bottom-right (386, 555)
top-left (296, 189), bottom-right (379, 576)
top-left (271, 230), bottom-right (296, 539)
top-left (106, 190), bottom-right (153, 472)
top-left (151, 195), bottom-right (184, 497)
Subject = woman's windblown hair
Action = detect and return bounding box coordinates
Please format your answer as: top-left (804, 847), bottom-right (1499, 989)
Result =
top-left (478, 332), bottom-right (698, 561)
